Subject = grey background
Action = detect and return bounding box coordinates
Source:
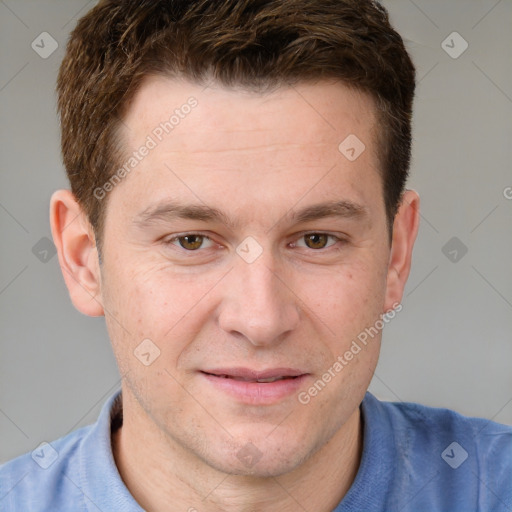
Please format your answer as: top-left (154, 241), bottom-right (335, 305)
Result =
top-left (1, 0), bottom-right (511, 463)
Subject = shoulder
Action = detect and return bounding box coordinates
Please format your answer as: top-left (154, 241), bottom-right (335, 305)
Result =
top-left (0, 391), bottom-right (131, 512)
top-left (362, 393), bottom-right (512, 511)
top-left (375, 393), bottom-right (512, 451)
top-left (0, 425), bottom-right (92, 512)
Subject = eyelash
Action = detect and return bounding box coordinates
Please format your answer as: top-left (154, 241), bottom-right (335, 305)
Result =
top-left (163, 232), bottom-right (346, 253)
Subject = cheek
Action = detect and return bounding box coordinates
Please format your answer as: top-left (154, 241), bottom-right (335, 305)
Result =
top-left (299, 262), bottom-right (385, 416)
top-left (101, 262), bottom-right (223, 362)
top-left (306, 258), bottom-right (386, 331)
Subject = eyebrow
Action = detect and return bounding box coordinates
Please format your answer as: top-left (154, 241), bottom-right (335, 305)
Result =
top-left (133, 199), bottom-right (368, 230)
top-left (291, 199), bottom-right (368, 224)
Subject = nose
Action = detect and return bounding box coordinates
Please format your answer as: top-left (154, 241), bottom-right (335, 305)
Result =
top-left (217, 251), bottom-right (300, 347)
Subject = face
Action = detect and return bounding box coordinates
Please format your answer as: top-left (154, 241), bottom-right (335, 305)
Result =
top-left (96, 77), bottom-right (398, 476)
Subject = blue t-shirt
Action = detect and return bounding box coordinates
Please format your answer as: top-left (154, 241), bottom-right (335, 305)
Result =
top-left (1, 390), bottom-right (511, 511)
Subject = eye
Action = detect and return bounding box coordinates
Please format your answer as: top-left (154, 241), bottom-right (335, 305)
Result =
top-left (294, 233), bottom-right (341, 250)
top-left (166, 234), bottom-right (214, 251)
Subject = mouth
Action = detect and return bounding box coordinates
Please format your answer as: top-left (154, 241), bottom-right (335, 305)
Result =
top-left (203, 374), bottom-right (299, 383)
top-left (201, 367), bottom-right (305, 381)
top-left (200, 368), bottom-right (309, 403)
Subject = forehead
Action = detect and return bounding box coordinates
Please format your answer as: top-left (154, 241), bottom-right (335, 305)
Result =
top-left (111, 76), bottom-right (383, 227)
top-left (122, 75), bottom-right (377, 152)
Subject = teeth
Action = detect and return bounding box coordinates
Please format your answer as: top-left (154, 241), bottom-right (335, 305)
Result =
top-left (256, 376), bottom-right (286, 383)
top-left (210, 373), bottom-right (295, 383)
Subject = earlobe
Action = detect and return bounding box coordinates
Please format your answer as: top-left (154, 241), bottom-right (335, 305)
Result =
top-left (383, 189), bottom-right (420, 312)
top-left (50, 189), bottom-right (104, 317)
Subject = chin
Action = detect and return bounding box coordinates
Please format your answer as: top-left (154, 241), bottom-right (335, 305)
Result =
top-left (201, 431), bottom-right (313, 478)
top-left (211, 453), bottom-right (305, 479)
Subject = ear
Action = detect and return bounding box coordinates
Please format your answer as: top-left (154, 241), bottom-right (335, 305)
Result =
top-left (50, 189), bottom-right (104, 317)
top-left (383, 189), bottom-right (420, 313)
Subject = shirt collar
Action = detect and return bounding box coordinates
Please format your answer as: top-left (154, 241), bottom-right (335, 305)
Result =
top-left (80, 388), bottom-right (144, 512)
top-left (78, 389), bottom-right (385, 511)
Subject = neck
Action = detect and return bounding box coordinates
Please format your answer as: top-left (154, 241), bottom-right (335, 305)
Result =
top-left (112, 389), bottom-right (363, 512)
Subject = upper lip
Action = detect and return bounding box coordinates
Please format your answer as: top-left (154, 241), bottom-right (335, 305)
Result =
top-left (201, 367), bottom-right (307, 380)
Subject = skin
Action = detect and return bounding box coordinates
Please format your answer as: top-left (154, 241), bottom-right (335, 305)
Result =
top-left (50, 77), bottom-right (420, 512)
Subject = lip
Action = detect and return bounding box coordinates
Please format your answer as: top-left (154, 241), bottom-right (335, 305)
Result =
top-left (200, 367), bottom-right (309, 404)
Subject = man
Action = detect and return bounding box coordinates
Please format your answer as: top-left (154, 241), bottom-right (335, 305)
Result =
top-left (1, 0), bottom-right (511, 510)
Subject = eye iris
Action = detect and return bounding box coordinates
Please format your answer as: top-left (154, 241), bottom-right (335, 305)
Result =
top-left (305, 233), bottom-right (328, 249)
top-left (179, 235), bottom-right (203, 250)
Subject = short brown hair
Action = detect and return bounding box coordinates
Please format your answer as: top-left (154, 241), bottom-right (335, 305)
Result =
top-left (57, 0), bottom-right (415, 256)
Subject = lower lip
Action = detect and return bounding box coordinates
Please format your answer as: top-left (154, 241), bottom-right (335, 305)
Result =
top-left (201, 372), bottom-right (309, 404)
